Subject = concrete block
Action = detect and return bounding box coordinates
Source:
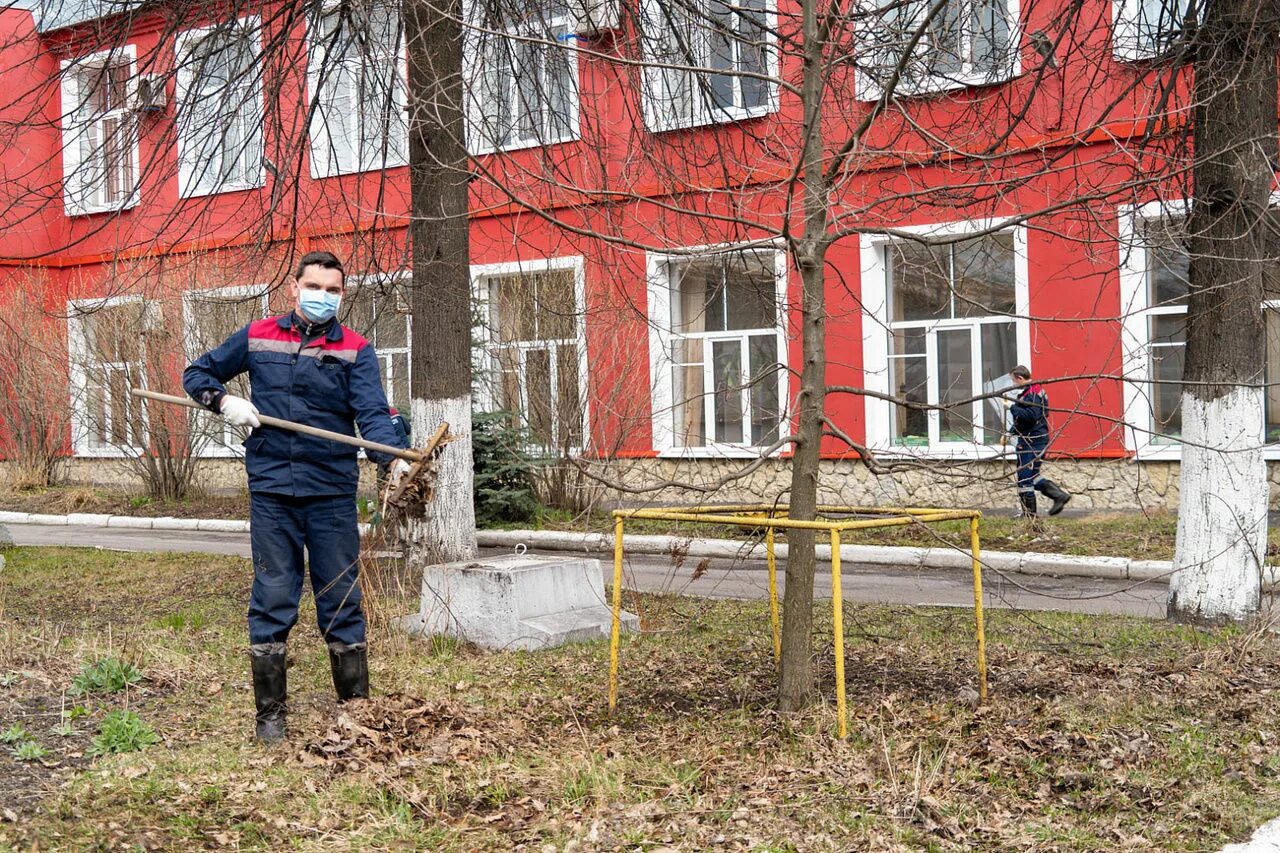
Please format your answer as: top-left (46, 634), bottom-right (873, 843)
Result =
top-left (151, 516), bottom-right (193, 530)
top-left (919, 548), bottom-right (976, 572)
top-left (411, 554), bottom-right (639, 651)
top-left (196, 519), bottom-right (249, 532)
top-left (105, 516), bottom-right (154, 529)
top-left (839, 545), bottom-right (925, 569)
top-left (67, 513), bottom-right (112, 526)
top-left (1020, 553), bottom-right (1128, 580)
top-left (0, 512), bottom-right (31, 524)
top-left (1129, 560), bottom-right (1174, 581)
top-left (0, 524), bottom-right (11, 546)
top-left (26, 514), bottom-right (67, 525)
top-left (976, 552), bottom-right (1024, 574)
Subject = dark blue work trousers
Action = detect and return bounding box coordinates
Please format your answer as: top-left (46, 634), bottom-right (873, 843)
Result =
top-left (248, 492), bottom-right (365, 647)
top-left (1016, 436), bottom-right (1049, 497)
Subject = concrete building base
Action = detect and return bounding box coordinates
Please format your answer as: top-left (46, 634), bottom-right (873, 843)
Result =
top-left (403, 554), bottom-right (640, 651)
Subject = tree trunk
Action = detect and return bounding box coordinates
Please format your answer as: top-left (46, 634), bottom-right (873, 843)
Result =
top-left (1168, 0), bottom-right (1278, 624)
top-left (404, 0), bottom-right (477, 563)
top-left (777, 0), bottom-right (827, 711)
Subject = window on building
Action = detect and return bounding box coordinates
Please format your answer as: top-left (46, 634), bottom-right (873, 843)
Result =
top-left (856, 0), bottom-right (1016, 98)
top-left (308, 0), bottom-right (407, 177)
top-left (60, 48), bottom-right (138, 215)
top-left (1135, 215), bottom-right (1280, 445)
top-left (1113, 0), bottom-right (1192, 62)
top-left (652, 249), bottom-right (784, 450)
top-left (185, 286), bottom-right (268, 454)
top-left (70, 299), bottom-right (150, 452)
top-left (342, 282), bottom-right (412, 410)
top-left (465, 0), bottom-right (577, 152)
top-left (639, 0), bottom-right (774, 131)
top-left (887, 232), bottom-right (1018, 446)
top-left (175, 20), bottom-right (264, 197)
top-left (481, 267), bottom-right (583, 451)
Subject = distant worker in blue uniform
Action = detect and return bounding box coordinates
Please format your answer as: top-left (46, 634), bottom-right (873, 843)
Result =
top-left (1007, 364), bottom-right (1071, 519)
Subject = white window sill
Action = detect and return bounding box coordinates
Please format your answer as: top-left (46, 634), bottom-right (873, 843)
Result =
top-left (195, 446), bottom-right (247, 460)
top-left (66, 198), bottom-right (139, 218)
top-left (1134, 445), bottom-right (1280, 462)
top-left (179, 179), bottom-right (265, 200)
top-left (72, 446), bottom-right (147, 459)
top-left (856, 67), bottom-right (1017, 103)
top-left (646, 103), bottom-right (776, 135)
top-left (310, 156), bottom-right (409, 180)
top-left (871, 443), bottom-right (1008, 461)
top-left (656, 444), bottom-right (785, 460)
top-left (469, 132), bottom-right (579, 157)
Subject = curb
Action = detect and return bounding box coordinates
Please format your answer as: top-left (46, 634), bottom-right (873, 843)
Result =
top-left (473, 528), bottom-right (1178, 584)
top-left (9, 510), bottom-right (1270, 588)
top-left (0, 511), bottom-right (374, 536)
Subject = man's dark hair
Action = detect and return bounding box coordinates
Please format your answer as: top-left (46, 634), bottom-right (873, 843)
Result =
top-left (295, 250), bottom-right (345, 282)
top-left (1011, 364), bottom-right (1032, 380)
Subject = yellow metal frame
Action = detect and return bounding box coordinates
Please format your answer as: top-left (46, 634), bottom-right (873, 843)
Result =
top-left (607, 505), bottom-right (987, 738)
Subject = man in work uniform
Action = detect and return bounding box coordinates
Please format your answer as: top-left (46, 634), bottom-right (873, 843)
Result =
top-left (183, 251), bottom-right (411, 743)
top-left (1007, 364), bottom-right (1071, 518)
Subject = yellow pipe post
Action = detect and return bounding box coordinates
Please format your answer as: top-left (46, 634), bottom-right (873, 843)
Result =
top-left (830, 529), bottom-right (848, 739)
top-left (969, 516), bottom-right (988, 703)
top-left (609, 515), bottom-right (625, 713)
top-left (767, 526), bottom-right (781, 665)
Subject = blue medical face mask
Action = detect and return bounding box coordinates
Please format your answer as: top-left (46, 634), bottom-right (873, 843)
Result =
top-left (298, 288), bottom-right (341, 323)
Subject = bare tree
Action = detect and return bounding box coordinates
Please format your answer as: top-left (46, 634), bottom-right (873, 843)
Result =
top-left (1169, 0), bottom-right (1278, 624)
top-left (0, 269), bottom-right (70, 489)
top-left (406, 0), bottom-right (479, 562)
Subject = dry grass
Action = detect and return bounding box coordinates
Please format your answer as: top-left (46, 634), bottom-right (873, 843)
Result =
top-left (2, 545), bottom-right (1280, 850)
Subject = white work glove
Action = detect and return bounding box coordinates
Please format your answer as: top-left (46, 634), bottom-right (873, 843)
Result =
top-left (219, 394), bottom-right (261, 429)
top-left (387, 459), bottom-right (412, 492)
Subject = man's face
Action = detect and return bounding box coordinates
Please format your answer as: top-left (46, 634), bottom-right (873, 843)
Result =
top-left (290, 265), bottom-right (344, 320)
top-left (1012, 373), bottom-right (1030, 387)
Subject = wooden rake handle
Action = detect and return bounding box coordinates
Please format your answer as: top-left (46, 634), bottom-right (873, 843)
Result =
top-left (131, 388), bottom-right (441, 464)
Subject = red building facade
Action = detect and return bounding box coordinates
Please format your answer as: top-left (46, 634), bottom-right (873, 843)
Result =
top-left (0, 0), bottom-right (1263, 508)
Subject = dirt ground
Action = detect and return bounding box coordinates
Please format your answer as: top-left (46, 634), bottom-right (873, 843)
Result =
top-left (3, 544), bottom-right (1280, 850)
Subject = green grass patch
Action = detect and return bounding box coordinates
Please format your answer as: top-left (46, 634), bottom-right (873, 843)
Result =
top-left (88, 710), bottom-right (160, 756)
top-left (71, 656), bottom-right (142, 695)
top-left (0, 724), bottom-right (30, 744)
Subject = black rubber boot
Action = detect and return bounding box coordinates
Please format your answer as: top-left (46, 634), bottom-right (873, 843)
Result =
top-left (249, 644), bottom-right (287, 744)
top-left (1036, 479), bottom-right (1072, 516)
top-left (328, 642), bottom-right (369, 703)
top-left (1019, 491), bottom-right (1038, 518)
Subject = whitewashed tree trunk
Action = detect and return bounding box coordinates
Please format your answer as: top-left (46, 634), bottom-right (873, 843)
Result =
top-left (405, 0), bottom-right (476, 565)
top-left (1169, 388), bottom-right (1267, 623)
top-left (411, 395), bottom-right (477, 562)
top-left (1167, 0), bottom-right (1276, 626)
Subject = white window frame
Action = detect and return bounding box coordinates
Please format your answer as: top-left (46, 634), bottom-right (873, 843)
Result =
top-left (59, 45), bottom-right (140, 216)
top-left (463, 4), bottom-right (581, 155)
top-left (343, 273), bottom-right (413, 409)
top-left (647, 244), bottom-right (788, 457)
top-left (854, 0), bottom-right (1021, 101)
top-left (860, 219), bottom-right (1031, 458)
top-left (639, 0), bottom-right (779, 133)
top-left (471, 256), bottom-right (590, 452)
top-left (306, 0), bottom-right (409, 178)
top-left (67, 294), bottom-right (157, 457)
top-left (1118, 198), bottom-right (1280, 460)
top-left (181, 283), bottom-right (270, 458)
top-left (1112, 0), bottom-right (1193, 62)
top-left (175, 17), bottom-right (265, 198)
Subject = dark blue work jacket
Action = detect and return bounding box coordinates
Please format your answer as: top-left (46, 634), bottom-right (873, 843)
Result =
top-left (1009, 384), bottom-right (1050, 443)
top-left (182, 313), bottom-right (407, 497)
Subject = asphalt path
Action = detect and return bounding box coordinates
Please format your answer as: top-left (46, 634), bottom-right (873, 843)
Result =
top-left (7, 523), bottom-right (1170, 618)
